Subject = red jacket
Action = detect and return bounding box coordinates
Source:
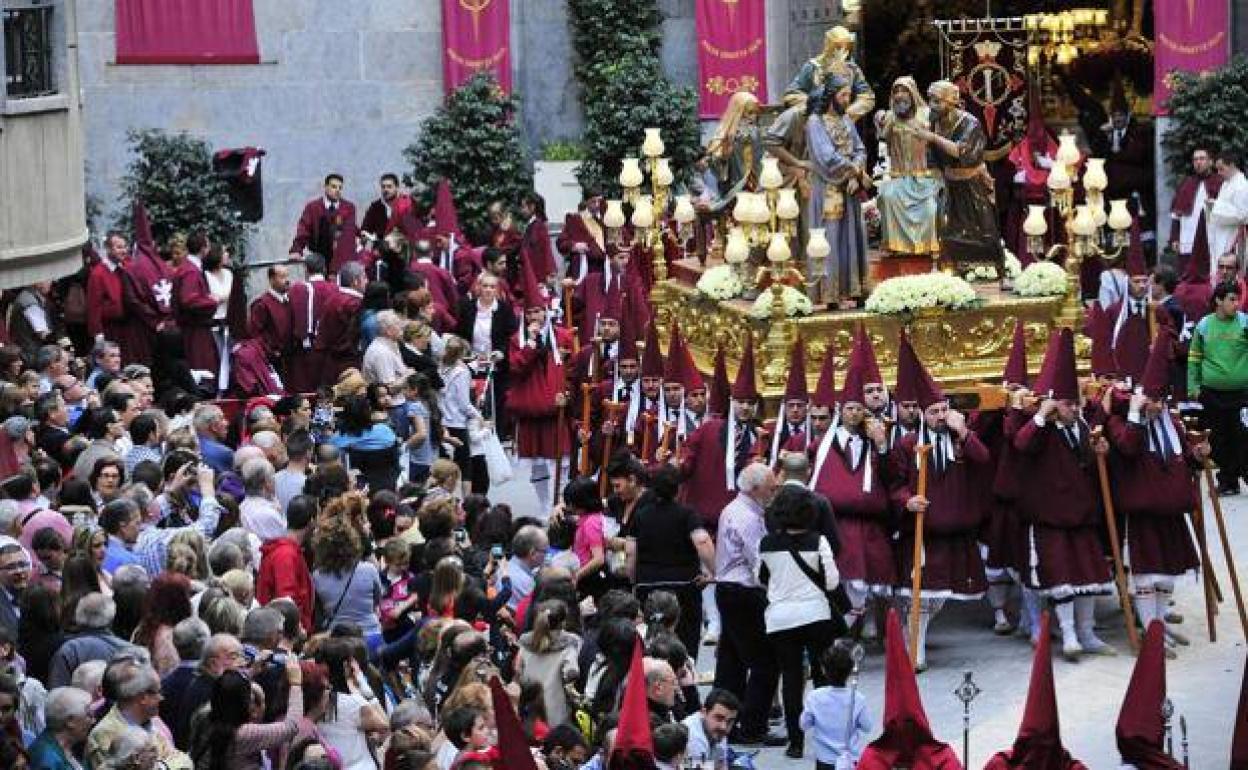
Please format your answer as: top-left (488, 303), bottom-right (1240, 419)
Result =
top-left (257, 536), bottom-right (313, 633)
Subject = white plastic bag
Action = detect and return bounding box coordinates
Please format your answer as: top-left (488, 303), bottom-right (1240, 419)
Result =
top-left (475, 423), bottom-right (513, 485)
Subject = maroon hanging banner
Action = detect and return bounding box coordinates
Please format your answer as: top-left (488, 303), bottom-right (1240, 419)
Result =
top-left (1154, 0), bottom-right (1229, 115)
top-left (115, 0), bottom-right (260, 65)
top-left (696, 0), bottom-right (768, 118)
top-left (442, 0), bottom-right (512, 95)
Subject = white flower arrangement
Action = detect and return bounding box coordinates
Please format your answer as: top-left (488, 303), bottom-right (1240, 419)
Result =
top-left (964, 264), bottom-right (999, 283)
top-left (864, 273), bottom-right (981, 315)
top-left (1013, 261), bottom-right (1069, 297)
top-left (696, 264), bottom-right (744, 300)
top-left (748, 285), bottom-right (814, 318)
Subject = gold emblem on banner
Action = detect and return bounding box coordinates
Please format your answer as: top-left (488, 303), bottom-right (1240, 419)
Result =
top-left (459, 0), bottom-right (491, 42)
top-left (705, 74), bottom-right (760, 96)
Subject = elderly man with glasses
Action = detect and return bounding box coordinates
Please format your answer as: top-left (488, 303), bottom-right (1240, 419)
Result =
top-left (87, 658), bottom-right (191, 770)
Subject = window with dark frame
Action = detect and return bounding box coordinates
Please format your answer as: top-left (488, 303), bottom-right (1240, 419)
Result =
top-left (3, 3), bottom-right (55, 99)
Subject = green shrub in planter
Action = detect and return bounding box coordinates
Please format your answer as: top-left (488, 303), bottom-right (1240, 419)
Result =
top-left (404, 73), bottom-right (534, 242)
top-left (115, 129), bottom-right (252, 254)
top-left (1161, 56), bottom-right (1248, 182)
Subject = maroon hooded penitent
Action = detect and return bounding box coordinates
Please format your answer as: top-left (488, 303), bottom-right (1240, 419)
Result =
top-left (857, 610), bottom-right (962, 769)
top-left (984, 612), bottom-right (1088, 769)
top-left (608, 637), bottom-right (654, 770)
top-left (1002, 319), bottom-right (1029, 386)
top-left (1116, 621), bottom-right (1182, 769)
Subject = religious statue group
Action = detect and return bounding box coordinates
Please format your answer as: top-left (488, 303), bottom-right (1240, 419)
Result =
top-left (698, 26), bottom-right (1005, 309)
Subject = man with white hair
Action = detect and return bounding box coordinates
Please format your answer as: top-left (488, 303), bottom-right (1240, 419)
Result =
top-left (88, 660), bottom-right (190, 770)
top-left (28, 686), bottom-right (95, 769)
top-left (644, 657), bottom-right (679, 726)
top-left (249, 430), bottom-right (287, 468)
top-left (239, 457), bottom-right (285, 542)
top-left (362, 309), bottom-right (413, 435)
top-left (193, 404), bottom-right (234, 473)
top-left (47, 594), bottom-right (139, 688)
top-left (159, 618), bottom-right (209, 732)
top-left (712, 461), bottom-right (782, 746)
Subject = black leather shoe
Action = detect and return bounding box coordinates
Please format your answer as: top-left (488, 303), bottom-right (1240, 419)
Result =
top-left (785, 742), bottom-right (804, 759)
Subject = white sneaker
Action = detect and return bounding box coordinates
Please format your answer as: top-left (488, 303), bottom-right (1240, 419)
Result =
top-left (702, 631), bottom-right (719, 646)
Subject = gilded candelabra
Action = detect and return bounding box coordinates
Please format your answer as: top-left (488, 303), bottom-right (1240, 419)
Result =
top-left (1026, 129), bottom-right (1133, 329)
top-left (611, 129), bottom-right (697, 286)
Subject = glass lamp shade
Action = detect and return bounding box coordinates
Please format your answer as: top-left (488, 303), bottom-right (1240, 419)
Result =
top-left (766, 232), bottom-right (791, 263)
top-left (1083, 158), bottom-right (1108, 191)
top-left (1071, 205), bottom-right (1096, 237)
top-left (654, 158), bottom-right (675, 187)
top-left (1107, 199), bottom-right (1133, 231)
top-left (630, 196), bottom-right (655, 229)
top-left (673, 195), bottom-right (696, 224)
top-left (776, 189), bottom-right (800, 221)
top-left (1023, 205), bottom-right (1049, 237)
top-left (732, 194), bottom-right (750, 225)
top-left (1055, 130), bottom-right (1081, 168)
top-left (1091, 203), bottom-right (1108, 228)
top-left (1047, 161), bottom-right (1072, 191)
top-left (724, 228), bottom-right (750, 264)
top-left (759, 157), bottom-right (784, 191)
top-left (619, 158), bottom-right (644, 189)
top-left (806, 228), bottom-right (831, 259)
top-left (641, 128), bottom-right (665, 158)
top-left (749, 193), bottom-right (771, 224)
top-left (603, 200), bottom-right (627, 230)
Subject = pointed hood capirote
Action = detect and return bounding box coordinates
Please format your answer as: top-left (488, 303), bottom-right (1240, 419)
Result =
top-left (813, 337), bottom-right (839, 408)
top-left (1002, 319), bottom-right (1030, 387)
top-left (1032, 328), bottom-right (1080, 401)
top-left (894, 331), bottom-right (944, 408)
top-left (731, 334), bottom-right (760, 402)
top-left (983, 613), bottom-right (1089, 770)
top-left (857, 610), bottom-right (963, 770)
top-left (784, 336), bottom-right (810, 403)
top-left (1115, 621), bottom-right (1183, 770)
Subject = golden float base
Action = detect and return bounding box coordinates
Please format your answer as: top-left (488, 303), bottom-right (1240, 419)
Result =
top-left (651, 256), bottom-right (1086, 400)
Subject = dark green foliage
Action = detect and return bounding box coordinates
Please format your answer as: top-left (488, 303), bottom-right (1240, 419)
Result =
top-left (116, 129), bottom-right (252, 254)
top-left (1161, 56), bottom-right (1248, 182)
top-left (404, 73), bottom-right (533, 242)
top-left (567, 0), bottom-right (700, 196)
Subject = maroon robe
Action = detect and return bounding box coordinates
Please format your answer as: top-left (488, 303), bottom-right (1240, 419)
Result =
top-left (171, 261), bottom-right (220, 381)
top-left (781, 430), bottom-right (820, 460)
top-left (287, 277), bottom-right (338, 393)
top-left (490, 223), bottom-right (523, 262)
top-left (557, 211), bottom-right (608, 278)
top-left (508, 327), bottom-right (572, 459)
top-left (1106, 412), bottom-right (1201, 578)
top-left (1169, 174), bottom-right (1223, 258)
top-left (521, 217), bottom-right (557, 282)
top-left (985, 409), bottom-right (1030, 574)
top-left (248, 291), bottom-right (294, 367)
top-left (312, 288), bottom-right (363, 387)
top-left (1011, 416), bottom-right (1113, 594)
top-left (231, 338), bottom-right (284, 397)
top-left (889, 429), bottom-right (990, 598)
top-left (119, 249), bottom-right (175, 365)
top-left (409, 260), bottom-right (459, 318)
top-left (677, 416), bottom-right (759, 532)
top-left (360, 194), bottom-right (416, 241)
top-left (1106, 299), bottom-right (1152, 384)
top-left (86, 261), bottom-right (125, 344)
top-left (290, 197), bottom-right (359, 275)
top-left (573, 272), bottom-right (649, 347)
top-left (812, 430), bottom-right (897, 589)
